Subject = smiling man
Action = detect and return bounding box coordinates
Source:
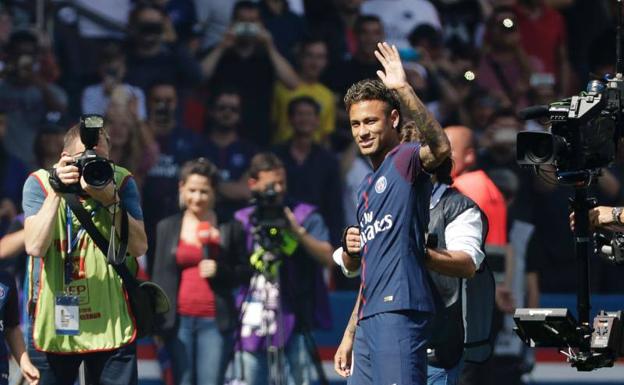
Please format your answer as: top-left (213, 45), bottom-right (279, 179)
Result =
top-left (338, 42), bottom-right (450, 385)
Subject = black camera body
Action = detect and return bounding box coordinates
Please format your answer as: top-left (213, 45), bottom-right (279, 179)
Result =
top-left (595, 230), bottom-right (624, 265)
top-left (514, 309), bottom-right (624, 371)
top-left (514, 76), bottom-right (624, 373)
top-left (51, 114), bottom-right (113, 194)
top-left (250, 184), bottom-right (289, 253)
top-left (517, 78), bottom-right (623, 178)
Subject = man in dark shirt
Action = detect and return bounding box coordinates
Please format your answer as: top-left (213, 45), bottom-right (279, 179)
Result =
top-left (340, 42), bottom-right (450, 385)
top-left (200, 87), bottom-right (256, 221)
top-left (201, 1), bottom-right (300, 148)
top-left (125, 4), bottom-right (202, 93)
top-left (142, 82), bottom-right (201, 268)
top-left (273, 96), bottom-right (344, 245)
top-left (326, 15), bottom-right (384, 97)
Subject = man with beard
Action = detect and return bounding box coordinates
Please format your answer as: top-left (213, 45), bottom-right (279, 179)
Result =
top-left (200, 87), bottom-right (257, 220)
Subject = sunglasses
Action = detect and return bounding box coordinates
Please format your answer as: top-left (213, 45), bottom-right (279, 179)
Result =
top-left (215, 104), bottom-right (240, 113)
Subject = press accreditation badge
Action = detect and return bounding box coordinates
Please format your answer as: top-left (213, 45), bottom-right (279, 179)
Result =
top-left (55, 295), bottom-right (80, 335)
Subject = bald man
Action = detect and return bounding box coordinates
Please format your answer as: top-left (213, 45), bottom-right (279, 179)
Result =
top-left (444, 126), bottom-right (507, 247)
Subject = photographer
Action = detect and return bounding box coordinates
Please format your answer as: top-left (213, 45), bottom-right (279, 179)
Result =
top-left (22, 117), bottom-right (147, 385)
top-left (202, 1), bottom-right (300, 147)
top-left (234, 152), bottom-right (333, 385)
top-left (0, 30), bottom-right (67, 168)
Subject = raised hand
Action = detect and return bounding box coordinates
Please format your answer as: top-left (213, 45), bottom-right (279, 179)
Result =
top-left (374, 42), bottom-right (408, 90)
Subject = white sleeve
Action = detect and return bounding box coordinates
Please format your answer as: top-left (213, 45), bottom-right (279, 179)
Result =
top-left (332, 247), bottom-right (361, 278)
top-left (444, 207), bottom-right (485, 269)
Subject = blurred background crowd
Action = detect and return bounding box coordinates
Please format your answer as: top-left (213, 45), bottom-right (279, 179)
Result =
top-left (0, 0), bottom-right (624, 300)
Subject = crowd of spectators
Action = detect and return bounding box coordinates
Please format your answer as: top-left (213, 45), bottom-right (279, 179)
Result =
top-left (1, 0), bottom-right (624, 300)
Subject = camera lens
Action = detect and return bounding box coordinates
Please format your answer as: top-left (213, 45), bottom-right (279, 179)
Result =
top-left (83, 159), bottom-right (113, 187)
top-left (527, 135), bottom-right (554, 163)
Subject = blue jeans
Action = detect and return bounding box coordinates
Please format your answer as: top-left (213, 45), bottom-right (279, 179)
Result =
top-left (166, 315), bottom-right (233, 385)
top-left (427, 358), bottom-right (464, 385)
top-left (27, 331), bottom-right (137, 385)
top-left (26, 317), bottom-right (137, 385)
top-left (239, 333), bottom-right (311, 385)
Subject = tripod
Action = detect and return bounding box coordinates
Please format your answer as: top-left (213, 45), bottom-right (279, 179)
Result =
top-left (233, 255), bottom-right (328, 385)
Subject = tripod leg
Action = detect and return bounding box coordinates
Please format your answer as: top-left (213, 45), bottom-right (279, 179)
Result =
top-left (299, 330), bottom-right (328, 385)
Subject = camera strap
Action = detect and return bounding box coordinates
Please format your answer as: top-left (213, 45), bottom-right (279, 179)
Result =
top-left (63, 194), bottom-right (136, 288)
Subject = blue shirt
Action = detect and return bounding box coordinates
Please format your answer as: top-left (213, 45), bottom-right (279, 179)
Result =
top-left (200, 137), bottom-right (257, 220)
top-left (22, 174), bottom-right (144, 220)
top-left (356, 142), bottom-right (434, 318)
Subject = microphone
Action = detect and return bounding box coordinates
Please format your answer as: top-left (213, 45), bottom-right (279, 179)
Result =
top-left (197, 221), bottom-right (219, 260)
top-left (518, 105), bottom-right (549, 121)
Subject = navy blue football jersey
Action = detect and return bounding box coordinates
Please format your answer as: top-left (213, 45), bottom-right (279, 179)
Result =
top-left (356, 142), bottom-right (434, 318)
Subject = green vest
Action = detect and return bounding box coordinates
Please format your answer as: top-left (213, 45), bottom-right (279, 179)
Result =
top-left (31, 167), bottom-right (138, 353)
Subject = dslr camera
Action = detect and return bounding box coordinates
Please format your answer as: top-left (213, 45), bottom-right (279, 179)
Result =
top-left (50, 114), bottom-right (114, 194)
top-left (250, 183), bottom-right (289, 253)
top-left (233, 22), bottom-right (260, 38)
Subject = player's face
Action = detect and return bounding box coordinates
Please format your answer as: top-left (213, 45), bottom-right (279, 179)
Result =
top-left (349, 100), bottom-right (400, 157)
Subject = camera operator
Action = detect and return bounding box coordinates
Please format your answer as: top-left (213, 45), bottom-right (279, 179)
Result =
top-left (21, 117), bottom-right (147, 385)
top-left (234, 152), bottom-right (333, 385)
top-left (570, 206), bottom-right (624, 231)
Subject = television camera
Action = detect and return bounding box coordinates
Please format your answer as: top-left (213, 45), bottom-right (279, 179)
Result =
top-left (513, 1), bottom-right (624, 371)
top-left (250, 183), bottom-right (289, 253)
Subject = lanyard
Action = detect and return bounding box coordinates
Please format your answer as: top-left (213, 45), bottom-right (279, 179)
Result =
top-left (64, 204), bottom-right (97, 286)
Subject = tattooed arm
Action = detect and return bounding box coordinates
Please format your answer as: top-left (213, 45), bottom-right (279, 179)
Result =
top-left (375, 42), bottom-right (451, 170)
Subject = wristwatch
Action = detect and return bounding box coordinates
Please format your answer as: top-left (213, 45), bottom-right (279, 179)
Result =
top-left (612, 207), bottom-right (624, 225)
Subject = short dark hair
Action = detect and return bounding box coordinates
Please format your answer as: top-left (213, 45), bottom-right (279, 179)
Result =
top-left (100, 43), bottom-right (125, 65)
top-left (248, 152), bottom-right (284, 179)
top-left (179, 158), bottom-right (220, 188)
top-left (209, 86), bottom-right (242, 107)
top-left (232, 1), bottom-right (260, 20)
top-left (298, 35), bottom-right (327, 54)
top-left (147, 81), bottom-right (177, 98)
top-left (287, 96), bottom-right (320, 117)
top-left (129, 3), bottom-right (167, 26)
top-left (344, 79), bottom-right (401, 119)
top-left (6, 30), bottom-right (38, 54)
top-left (408, 24), bottom-right (441, 48)
top-left (354, 15), bottom-right (382, 35)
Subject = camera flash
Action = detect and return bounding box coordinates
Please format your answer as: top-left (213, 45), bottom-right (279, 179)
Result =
top-left (502, 18), bottom-right (514, 29)
top-left (464, 70), bottom-right (476, 81)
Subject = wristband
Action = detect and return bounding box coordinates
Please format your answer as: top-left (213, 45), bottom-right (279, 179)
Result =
top-left (341, 225), bottom-right (361, 259)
